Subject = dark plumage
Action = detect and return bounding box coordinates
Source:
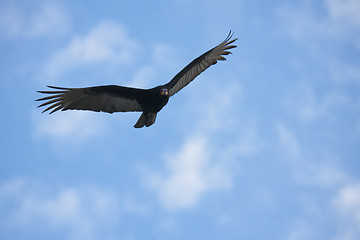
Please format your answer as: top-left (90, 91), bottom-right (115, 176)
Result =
top-left (36, 32), bottom-right (237, 128)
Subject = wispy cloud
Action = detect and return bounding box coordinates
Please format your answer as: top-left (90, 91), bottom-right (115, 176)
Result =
top-left (277, 0), bottom-right (360, 100)
top-left (334, 184), bottom-right (360, 217)
top-left (32, 110), bottom-right (106, 144)
top-left (333, 184), bottom-right (360, 235)
top-left (282, 84), bottom-right (350, 123)
top-left (0, 179), bottom-right (120, 240)
top-left (0, 1), bottom-right (70, 39)
top-left (45, 20), bottom-right (138, 80)
top-left (277, 0), bottom-right (360, 46)
top-left (276, 122), bottom-right (351, 187)
top-left (326, 0), bottom-right (360, 30)
top-left (147, 136), bottom-right (232, 210)
top-left (188, 78), bottom-right (243, 132)
top-left (276, 123), bottom-right (360, 239)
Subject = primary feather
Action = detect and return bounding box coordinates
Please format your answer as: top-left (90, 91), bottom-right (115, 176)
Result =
top-left (37, 85), bottom-right (144, 114)
top-left (165, 32), bottom-right (238, 96)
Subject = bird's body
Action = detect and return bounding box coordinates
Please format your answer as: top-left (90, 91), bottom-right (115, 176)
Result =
top-left (37, 32), bottom-right (237, 128)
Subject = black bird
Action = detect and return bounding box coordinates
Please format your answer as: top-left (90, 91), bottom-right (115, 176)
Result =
top-left (37, 32), bottom-right (237, 128)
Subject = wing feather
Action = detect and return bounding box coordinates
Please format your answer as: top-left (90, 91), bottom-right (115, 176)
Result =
top-left (36, 85), bottom-right (144, 114)
top-left (165, 31), bottom-right (237, 96)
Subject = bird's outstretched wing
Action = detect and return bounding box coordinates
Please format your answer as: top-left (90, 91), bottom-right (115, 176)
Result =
top-left (36, 85), bottom-right (144, 114)
top-left (164, 31), bottom-right (237, 97)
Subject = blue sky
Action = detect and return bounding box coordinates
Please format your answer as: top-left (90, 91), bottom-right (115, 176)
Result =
top-left (1, 0), bottom-right (360, 239)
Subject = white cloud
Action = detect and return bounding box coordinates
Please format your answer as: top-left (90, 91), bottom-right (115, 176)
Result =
top-left (326, 0), bottom-right (360, 30)
top-left (45, 20), bottom-right (138, 79)
top-left (32, 110), bottom-right (105, 144)
top-left (188, 79), bottom-right (243, 131)
top-left (0, 179), bottom-right (120, 240)
top-left (277, 0), bottom-right (360, 59)
top-left (332, 183), bottom-right (360, 240)
top-left (275, 121), bottom-right (360, 239)
top-left (334, 184), bottom-right (360, 224)
top-left (284, 179), bottom-right (360, 240)
top-left (277, 0), bottom-right (360, 100)
top-left (147, 136), bottom-right (232, 210)
top-left (0, 1), bottom-right (70, 38)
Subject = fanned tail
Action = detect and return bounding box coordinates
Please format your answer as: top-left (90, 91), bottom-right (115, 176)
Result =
top-left (134, 112), bottom-right (157, 128)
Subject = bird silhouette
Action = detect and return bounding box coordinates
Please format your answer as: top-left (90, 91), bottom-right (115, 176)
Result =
top-left (37, 32), bottom-right (237, 128)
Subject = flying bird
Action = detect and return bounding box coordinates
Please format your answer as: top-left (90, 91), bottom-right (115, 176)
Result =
top-left (37, 32), bottom-right (237, 128)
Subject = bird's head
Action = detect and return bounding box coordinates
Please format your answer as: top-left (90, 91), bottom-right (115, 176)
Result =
top-left (160, 88), bottom-right (169, 97)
